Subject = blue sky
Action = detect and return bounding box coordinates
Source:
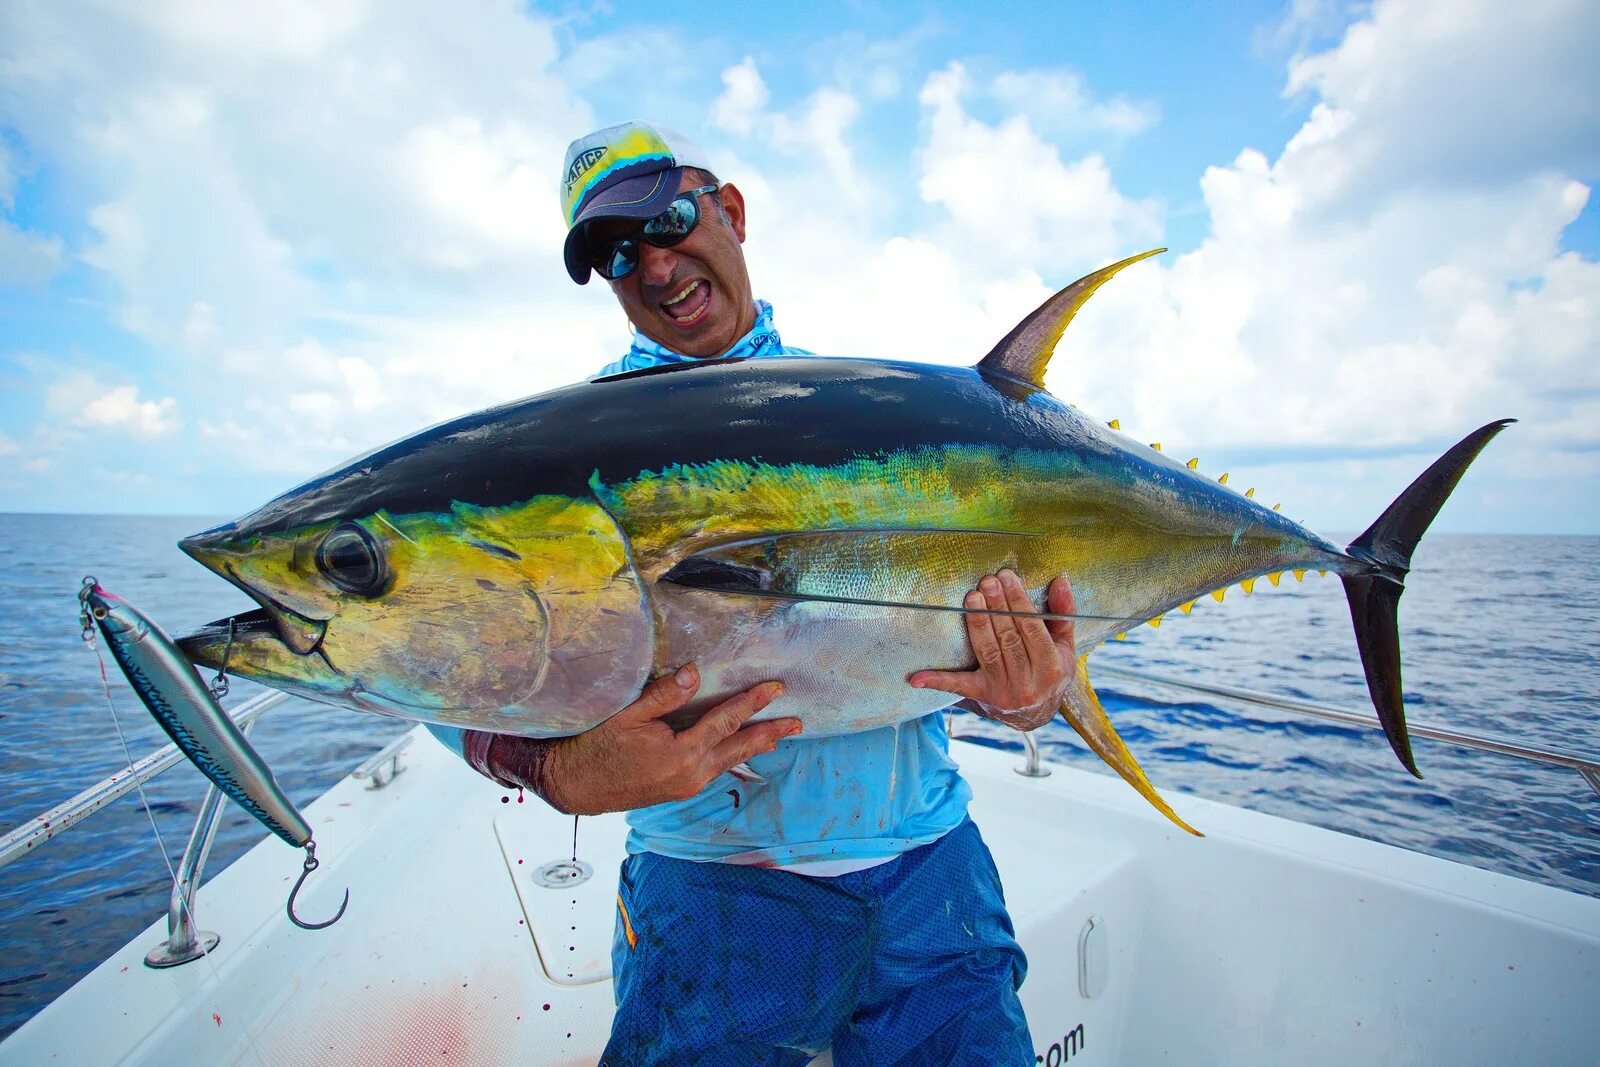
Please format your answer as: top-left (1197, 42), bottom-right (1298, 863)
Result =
top-left (1, 0), bottom-right (1596, 532)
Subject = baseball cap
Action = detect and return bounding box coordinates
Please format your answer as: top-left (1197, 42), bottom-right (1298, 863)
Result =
top-left (560, 120), bottom-right (715, 284)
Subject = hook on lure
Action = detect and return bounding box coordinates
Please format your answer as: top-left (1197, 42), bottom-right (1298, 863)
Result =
top-left (79, 576), bottom-right (350, 933)
top-left (287, 840), bottom-right (349, 931)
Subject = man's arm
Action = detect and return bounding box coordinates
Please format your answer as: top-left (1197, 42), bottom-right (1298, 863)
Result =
top-left (910, 569), bottom-right (1076, 732)
top-left (458, 664), bottom-right (801, 816)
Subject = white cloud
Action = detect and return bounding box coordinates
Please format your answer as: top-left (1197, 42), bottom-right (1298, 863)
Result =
top-left (1033, 0), bottom-right (1599, 531)
top-left (990, 68), bottom-right (1157, 138)
top-left (0, 1), bottom-right (1594, 530)
top-left (0, 217), bottom-right (62, 286)
top-left (711, 56), bottom-right (769, 136)
top-left (2, 0), bottom-right (589, 351)
top-left (1282, 0), bottom-right (1600, 204)
top-left (0, 138), bottom-right (64, 285)
top-left (917, 63), bottom-right (1163, 278)
top-left (45, 373), bottom-right (181, 438)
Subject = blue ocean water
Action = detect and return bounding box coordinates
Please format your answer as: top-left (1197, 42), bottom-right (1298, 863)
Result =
top-left (0, 514), bottom-right (1596, 1039)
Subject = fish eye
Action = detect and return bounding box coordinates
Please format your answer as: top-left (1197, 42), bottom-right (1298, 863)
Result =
top-left (316, 523), bottom-right (387, 596)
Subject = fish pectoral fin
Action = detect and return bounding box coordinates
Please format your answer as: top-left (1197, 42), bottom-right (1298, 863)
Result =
top-left (665, 528), bottom-right (1035, 600)
top-left (1060, 657), bottom-right (1202, 837)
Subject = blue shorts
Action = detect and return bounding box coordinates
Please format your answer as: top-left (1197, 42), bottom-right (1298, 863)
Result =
top-left (601, 818), bottom-right (1032, 1066)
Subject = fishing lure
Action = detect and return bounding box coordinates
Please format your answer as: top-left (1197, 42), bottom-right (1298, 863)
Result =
top-left (79, 578), bottom-right (346, 930)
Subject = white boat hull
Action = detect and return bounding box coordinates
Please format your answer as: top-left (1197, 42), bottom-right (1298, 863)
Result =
top-left (4, 729), bottom-right (1597, 1065)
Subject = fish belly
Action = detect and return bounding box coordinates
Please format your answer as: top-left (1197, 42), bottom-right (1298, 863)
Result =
top-left (651, 583), bottom-right (971, 736)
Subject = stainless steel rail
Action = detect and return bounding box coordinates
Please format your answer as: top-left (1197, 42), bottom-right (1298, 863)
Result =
top-left (0, 691), bottom-right (292, 871)
top-left (352, 732), bottom-right (413, 789)
top-left (1092, 665), bottom-right (1600, 799)
top-left (144, 719), bottom-right (258, 968)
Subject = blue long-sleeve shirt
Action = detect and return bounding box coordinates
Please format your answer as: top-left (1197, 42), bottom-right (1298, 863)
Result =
top-left (430, 302), bottom-right (971, 871)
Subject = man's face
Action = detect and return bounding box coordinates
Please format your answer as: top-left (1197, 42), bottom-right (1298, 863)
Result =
top-left (589, 171), bottom-right (756, 358)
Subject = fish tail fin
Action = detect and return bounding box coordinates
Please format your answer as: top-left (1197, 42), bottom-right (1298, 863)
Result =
top-left (1061, 657), bottom-right (1203, 837)
top-left (1342, 419), bottom-right (1514, 777)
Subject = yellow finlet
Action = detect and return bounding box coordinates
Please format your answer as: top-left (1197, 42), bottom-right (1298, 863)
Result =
top-left (1150, 442), bottom-right (1162, 452)
top-left (1147, 614), bottom-right (1163, 628)
top-left (1108, 418), bottom-right (1120, 430)
top-left (1293, 569), bottom-right (1306, 581)
top-left (1245, 487), bottom-right (1255, 498)
top-left (1268, 572), bottom-right (1282, 587)
top-left (1272, 503), bottom-right (1281, 512)
top-left (1240, 577), bottom-right (1256, 594)
top-left (1059, 657), bottom-right (1202, 837)
top-left (1178, 599), bottom-right (1196, 615)
top-left (1211, 587), bottom-right (1226, 602)
top-left (1186, 457), bottom-right (1199, 469)
top-left (1318, 569), bottom-right (1328, 577)
top-left (1113, 631), bottom-right (1128, 641)
top-left (1218, 473), bottom-right (1229, 484)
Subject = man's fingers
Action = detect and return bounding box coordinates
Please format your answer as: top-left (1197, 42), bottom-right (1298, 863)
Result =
top-left (982, 573), bottom-right (1029, 676)
top-left (684, 680), bottom-right (786, 752)
top-left (909, 668), bottom-right (985, 702)
top-left (962, 588), bottom-right (1004, 674)
top-left (1046, 576), bottom-right (1077, 655)
top-left (707, 719), bottom-right (802, 779)
top-left (1001, 569), bottom-right (1057, 665)
top-left (616, 663), bottom-right (700, 722)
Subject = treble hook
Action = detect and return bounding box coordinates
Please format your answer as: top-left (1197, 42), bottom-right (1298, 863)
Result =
top-left (286, 840), bottom-right (349, 931)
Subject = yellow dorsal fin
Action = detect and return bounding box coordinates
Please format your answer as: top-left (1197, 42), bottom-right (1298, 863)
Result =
top-left (1218, 472), bottom-right (1229, 484)
top-left (1245, 487), bottom-right (1255, 498)
top-left (1108, 418), bottom-right (1120, 430)
top-left (977, 249), bottom-right (1166, 389)
top-left (1293, 569), bottom-right (1306, 581)
top-left (1211, 587), bottom-right (1226, 602)
top-left (1178, 599), bottom-right (1196, 614)
top-left (1240, 577), bottom-right (1256, 594)
top-left (1060, 657), bottom-right (1202, 836)
top-left (1268, 572), bottom-right (1282, 587)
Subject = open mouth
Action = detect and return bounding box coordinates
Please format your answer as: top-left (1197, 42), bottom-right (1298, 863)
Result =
top-left (660, 279), bottom-right (711, 326)
top-left (176, 608), bottom-right (283, 668)
top-left (219, 564), bottom-right (328, 655)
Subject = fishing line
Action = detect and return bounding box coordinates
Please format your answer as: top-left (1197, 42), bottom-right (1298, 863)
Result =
top-left (82, 614), bottom-right (271, 1067)
top-left (675, 583), bottom-right (1146, 624)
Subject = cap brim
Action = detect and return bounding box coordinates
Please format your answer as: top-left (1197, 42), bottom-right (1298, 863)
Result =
top-left (562, 167), bottom-right (685, 285)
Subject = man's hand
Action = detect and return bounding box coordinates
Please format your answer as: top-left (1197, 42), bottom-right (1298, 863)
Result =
top-left (494, 664), bottom-right (801, 816)
top-left (908, 569), bottom-right (1076, 732)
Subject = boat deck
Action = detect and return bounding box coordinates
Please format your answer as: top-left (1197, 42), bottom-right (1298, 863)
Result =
top-left (4, 730), bottom-right (1598, 1065)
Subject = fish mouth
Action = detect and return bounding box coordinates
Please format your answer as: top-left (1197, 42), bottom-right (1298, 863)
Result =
top-left (218, 563), bottom-right (329, 655)
top-left (178, 522), bottom-right (330, 657)
top-left (178, 609), bottom-right (284, 669)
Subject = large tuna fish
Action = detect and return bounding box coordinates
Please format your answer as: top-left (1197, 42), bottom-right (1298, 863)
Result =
top-left (177, 251), bottom-right (1509, 833)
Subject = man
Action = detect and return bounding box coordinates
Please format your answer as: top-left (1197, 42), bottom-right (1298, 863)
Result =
top-left (434, 121), bottom-right (1078, 1066)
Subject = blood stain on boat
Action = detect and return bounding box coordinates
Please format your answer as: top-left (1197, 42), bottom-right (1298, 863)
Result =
top-left (212, 1013), bottom-right (221, 1026)
top-left (542, 1003), bottom-right (551, 1011)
